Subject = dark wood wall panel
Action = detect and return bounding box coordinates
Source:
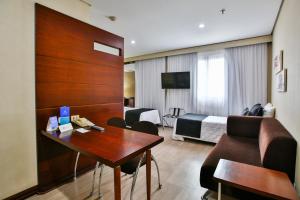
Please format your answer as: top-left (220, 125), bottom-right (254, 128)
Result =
top-left (36, 5), bottom-right (123, 68)
top-left (36, 56), bottom-right (123, 85)
top-left (35, 4), bottom-right (124, 192)
top-left (36, 83), bottom-right (122, 108)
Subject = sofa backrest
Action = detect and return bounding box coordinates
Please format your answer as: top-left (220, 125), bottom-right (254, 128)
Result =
top-left (259, 118), bottom-right (297, 182)
top-left (227, 116), bottom-right (263, 138)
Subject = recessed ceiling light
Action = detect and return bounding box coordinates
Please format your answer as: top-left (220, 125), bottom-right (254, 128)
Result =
top-left (131, 40), bottom-right (136, 44)
top-left (220, 8), bottom-right (226, 15)
top-left (198, 23), bottom-right (205, 29)
top-left (106, 16), bottom-right (117, 21)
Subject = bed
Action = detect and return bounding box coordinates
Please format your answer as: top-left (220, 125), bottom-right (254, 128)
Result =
top-left (124, 107), bottom-right (161, 126)
top-left (172, 113), bottom-right (227, 143)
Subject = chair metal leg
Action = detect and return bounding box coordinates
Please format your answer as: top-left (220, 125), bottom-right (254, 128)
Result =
top-left (97, 164), bottom-right (104, 199)
top-left (162, 117), bottom-right (170, 128)
top-left (218, 182), bottom-right (222, 200)
top-left (130, 153), bottom-right (146, 200)
top-left (130, 172), bottom-right (137, 200)
top-left (151, 155), bottom-right (162, 189)
top-left (87, 162), bottom-right (99, 198)
top-left (201, 190), bottom-right (211, 200)
top-left (74, 152), bottom-right (80, 180)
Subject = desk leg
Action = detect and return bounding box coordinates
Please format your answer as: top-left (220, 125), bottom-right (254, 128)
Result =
top-left (146, 149), bottom-right (151, 200)
top-left (114, 166), bottom-right (121, 200)
top-left (218, 182), bottom-right (221, 200)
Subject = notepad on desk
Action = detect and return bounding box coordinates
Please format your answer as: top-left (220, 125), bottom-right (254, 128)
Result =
top-left (76, 128), bottom-right (90, 134)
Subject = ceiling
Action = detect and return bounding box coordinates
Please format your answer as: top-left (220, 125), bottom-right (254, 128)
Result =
top-left (91, 0), bottom-right (282, 58)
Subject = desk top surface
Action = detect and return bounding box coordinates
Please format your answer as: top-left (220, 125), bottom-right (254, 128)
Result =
top-left (41, 126), bottom-right (164, 167)
top-left (213, 159), bottom-right (298, 200)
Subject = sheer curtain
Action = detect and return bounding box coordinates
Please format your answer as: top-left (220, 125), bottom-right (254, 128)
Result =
top-left (225, 43), bottom-right (267, 115)
top-left (166, 53), bottom-right (198, 113)
top-left (135, 58), bottom-right (166, 115)
top-left (135, 43), bottom-right (267, 117)
top-left (192, 51), bottom-right (228, 116)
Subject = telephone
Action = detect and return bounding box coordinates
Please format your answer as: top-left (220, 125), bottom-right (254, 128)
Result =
top-left (71, 115), bottom-right (95, 127)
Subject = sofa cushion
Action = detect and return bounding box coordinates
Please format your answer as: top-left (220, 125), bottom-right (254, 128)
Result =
top-left (200, 134), bottom-right (261, 191)
top-left (263, 103), bottom-right (275, 117)
top-left (259, 118), bottom-right (297, 182)
top-left (241, 107), bottom-right (249, 116)
top-left (249, 103), bottom-right (264, 116)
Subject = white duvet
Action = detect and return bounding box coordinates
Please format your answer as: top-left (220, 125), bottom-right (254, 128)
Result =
top-left (172, 115), bottom-right (227, 143)
top-left (124, 107), bottom-right (161, 125)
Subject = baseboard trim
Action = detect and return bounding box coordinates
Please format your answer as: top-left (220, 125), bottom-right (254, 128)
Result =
top-left (4, 185), bottom-right (38, 200)
top-left (3, 164), bottom-right (94, 199)
top-left (37, 164), bottom-right (95, 193)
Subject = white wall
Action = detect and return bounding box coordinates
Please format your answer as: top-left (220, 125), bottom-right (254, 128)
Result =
top-left (0, 0), bottom-right (90, 198)
top-left (272, 0), bottom-right (300, 193)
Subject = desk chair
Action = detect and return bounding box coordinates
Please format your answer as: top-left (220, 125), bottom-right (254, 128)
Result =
top-left (73, 117), bottom-right (126, 180)
top-left (85, 117), bottom-right (127, 198)
top-left (98, 121), bottom-right (162, 200)
top-left (125, 121), bottom-right (162, 200)
top-left (107, 117), bottom-right (127, 128)
top-left (88, 120), bottom-right (161, 200)
top-left (162, 107), bottom-right (185, 127)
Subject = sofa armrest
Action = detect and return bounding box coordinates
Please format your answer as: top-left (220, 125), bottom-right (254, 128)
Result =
top-left (259, 118), bottom-right (297, 183)
top-left (227, 116), bottom-right (263, 138)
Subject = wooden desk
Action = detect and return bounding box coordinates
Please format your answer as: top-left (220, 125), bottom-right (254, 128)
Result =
top-left (213, 159), bottom-right (298, 200)
top-left (41, 126), bottom-right (164, 200)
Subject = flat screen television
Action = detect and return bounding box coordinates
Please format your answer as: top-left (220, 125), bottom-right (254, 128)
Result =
top-left (161, 72), bottom-right (190, 89)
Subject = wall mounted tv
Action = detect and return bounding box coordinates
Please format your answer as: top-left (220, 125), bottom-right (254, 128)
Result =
top-left (161, 72), bottom-right (190, 89)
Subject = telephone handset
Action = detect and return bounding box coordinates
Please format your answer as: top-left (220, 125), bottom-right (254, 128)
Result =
top-left (71, 115), bottom-right (95, 127)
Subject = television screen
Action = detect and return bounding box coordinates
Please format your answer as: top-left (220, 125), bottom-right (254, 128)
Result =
top-left (161, 72), bottom-right (190, 89)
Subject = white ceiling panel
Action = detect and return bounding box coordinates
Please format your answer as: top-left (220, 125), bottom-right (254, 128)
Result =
top-left (91, 0), bottom-right (282, 58)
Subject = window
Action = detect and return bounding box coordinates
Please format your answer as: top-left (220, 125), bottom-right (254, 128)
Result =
top-left (196, 51), bottom-right (227, 116)
top-left (93, 42), bottom-right (120, 56)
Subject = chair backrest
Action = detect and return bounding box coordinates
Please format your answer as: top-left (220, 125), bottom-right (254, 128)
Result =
top-left (107, 117), bottom-right (126, 128)
top-left (131, 121), bottom-right (159, 136)
top-left (169, 107), bottom-right (184, 117)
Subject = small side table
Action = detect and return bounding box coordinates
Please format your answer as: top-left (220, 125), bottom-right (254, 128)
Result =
top-left (213, 159), bottom-right (299, 200)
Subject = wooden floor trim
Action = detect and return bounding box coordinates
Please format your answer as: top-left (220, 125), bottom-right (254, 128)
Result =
top-left (4, 185), bottom-right (38, 200)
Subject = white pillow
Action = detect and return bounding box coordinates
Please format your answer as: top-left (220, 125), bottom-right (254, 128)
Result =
top-left (263, 103), bottom-right (275, 118)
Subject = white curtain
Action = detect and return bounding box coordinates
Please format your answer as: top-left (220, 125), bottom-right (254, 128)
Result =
top-left (192, 51), bottom-right (228, 116)
top-left (225, 43), bottom-right (268, 115)
top-left (135, 43), bottom-right (267, 117)
top-left (135, 58), bottom-right (166, 115)
top-left (166, 53), bottom-right (198, 113)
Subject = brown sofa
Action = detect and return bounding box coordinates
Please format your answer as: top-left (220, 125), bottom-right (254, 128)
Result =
top-left (200, 116), bottom-right (297, 199)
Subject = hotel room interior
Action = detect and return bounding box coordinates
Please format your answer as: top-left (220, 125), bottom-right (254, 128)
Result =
top-left (1, 0), bottom-right (300, 200)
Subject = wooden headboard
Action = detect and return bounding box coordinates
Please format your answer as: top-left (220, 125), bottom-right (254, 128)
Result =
top-left (35, 4), bottom-right (124, 191)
